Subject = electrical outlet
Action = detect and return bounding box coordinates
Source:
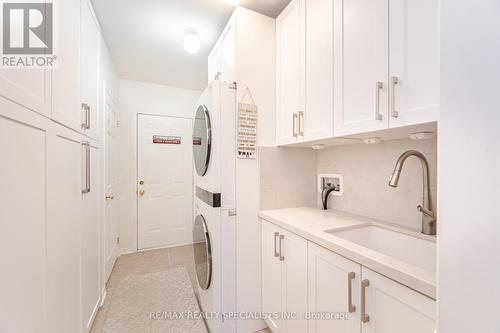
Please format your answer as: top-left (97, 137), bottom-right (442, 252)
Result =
top-left (318, 174), bottom-right (343, 196)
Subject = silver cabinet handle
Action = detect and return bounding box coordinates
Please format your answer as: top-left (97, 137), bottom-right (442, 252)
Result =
top-left (298, 111), bottom-right (304, 136)
top-left (82, 142), bottom-right (91, 194)
top-left (87, 104), bottom-right (91, 130)
top-left (361, 279), bottom-right (370, 323)
top-left (375, 82), bottom-right (383, 120)
top-left (279, 234), bottom-right (285, 261)
top-left (348, 272), bottom-right (356, 313)
top-left (81, 103), bottom-right (90, 129)
top-left (274, 232), bottom-right (280, 257)
top-left (390, 76), bottom-right (399, 118)
top-left (292, 113), bottom-right (298, 137)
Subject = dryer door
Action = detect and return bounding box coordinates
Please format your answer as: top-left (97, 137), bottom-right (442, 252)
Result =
top-left (193, 105), bottom-right (212, 176)
top-left (193, 215), bottom-right (212, 290)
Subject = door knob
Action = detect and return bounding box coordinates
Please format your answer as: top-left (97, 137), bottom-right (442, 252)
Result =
top-left (138, 190), bottom-right (145, 196)
top-left (105, 195), bottom-right (114, 200)
top-left (139, 180), bottom-right (144, 185)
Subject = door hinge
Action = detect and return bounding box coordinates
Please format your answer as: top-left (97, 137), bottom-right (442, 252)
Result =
top-left (116, 120), bottom-right (120, 128)
top-left (228, 209), bottom-right (237, 217)
top-left (229, 82), bottom-right (237, 90)
top-left (117, 237), bottom-right (120, 244)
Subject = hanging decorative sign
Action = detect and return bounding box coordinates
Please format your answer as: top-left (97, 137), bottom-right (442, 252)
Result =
top-left (237, 103), bottom-right (258, 159)
top-left (152, 135), bottom-right (181, 144)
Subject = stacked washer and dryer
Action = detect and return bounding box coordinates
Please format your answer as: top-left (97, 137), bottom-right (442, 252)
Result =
top-left (192, 81), bottom-right (238, 333)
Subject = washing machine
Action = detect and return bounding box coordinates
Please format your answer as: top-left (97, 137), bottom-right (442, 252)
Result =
top-left (192, 81), bottom-right (237, 333)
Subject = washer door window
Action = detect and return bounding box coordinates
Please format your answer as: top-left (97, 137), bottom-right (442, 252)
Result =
top-left (193, 105), bottom-right (212, 176)
top-left (193, 215), bottom-right (212, 290)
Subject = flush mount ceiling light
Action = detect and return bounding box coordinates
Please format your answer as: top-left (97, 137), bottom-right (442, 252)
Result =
top-left (184, 30), bottom-right (200, 54)
top-left (221, 0), bottom-right (241, 5)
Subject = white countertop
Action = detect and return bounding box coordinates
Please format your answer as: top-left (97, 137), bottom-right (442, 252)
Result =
top-left (259, 207), bottom-right (437, 299)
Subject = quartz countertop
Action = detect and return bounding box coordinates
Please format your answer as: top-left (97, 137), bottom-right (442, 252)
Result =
top-left (259, 207), bottom-right (437, 299)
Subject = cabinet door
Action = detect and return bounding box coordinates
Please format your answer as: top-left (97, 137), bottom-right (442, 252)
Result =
top-left (308, 242), bottom-right (361, 333)
top-left (361, 268), bottom-right (436, 333)
top-left (81, 143), bottom-right (101, 332)
top-left (0, 99), bottom-right (49, 333)
top-left (333, 0), bottom-right (389, 136)
top-left (52, 0), bottom-right (81, 132)
top-left (304, 0), bottom-right (334, 142)
top-left (276, 0), bottom-right (304, 145)
top-left (261, 220), bottom-right (283, 332)
top-left (220, 20), bottom-right (236, 83)
top-left (388, 0), bottom-right (439, 127)
top-left (282, 230), bottom-right (308, 333)
top-left (80, 0), bottom-right (100, 140)
top-left (47, 124), bottom-right (82, 333)
top-left (0, 69), bottom-right (50, 119)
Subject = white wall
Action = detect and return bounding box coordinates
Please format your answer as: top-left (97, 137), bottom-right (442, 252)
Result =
top-left (438, 1), bottom-right (500, 332)
top-left (118, 79), bottom-right (201, 253)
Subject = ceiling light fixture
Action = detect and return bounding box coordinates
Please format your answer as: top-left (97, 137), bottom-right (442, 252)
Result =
top-left (221, 0), bottom-right (241, 5)
top-left (184, 30), bottom-right (200, 54)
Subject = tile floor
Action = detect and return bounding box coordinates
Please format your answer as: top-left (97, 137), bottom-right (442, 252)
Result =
top-left (90, 245), bottom-right (271, 333)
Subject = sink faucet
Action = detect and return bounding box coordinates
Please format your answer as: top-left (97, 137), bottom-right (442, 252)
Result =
top-left (389, 150), bottom-right (436, 235)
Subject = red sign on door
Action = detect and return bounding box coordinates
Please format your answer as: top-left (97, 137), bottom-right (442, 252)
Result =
top-left (153, 135), bottom-right (181, 144)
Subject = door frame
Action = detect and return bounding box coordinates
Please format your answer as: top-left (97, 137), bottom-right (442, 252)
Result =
top-left (135, 112), bottom-right (194, 252)
top-left (102, 82), bottom-right (120, 286)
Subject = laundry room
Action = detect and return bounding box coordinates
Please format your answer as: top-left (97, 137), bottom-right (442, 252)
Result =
top-left (1, 1), bottom-right (500, 333)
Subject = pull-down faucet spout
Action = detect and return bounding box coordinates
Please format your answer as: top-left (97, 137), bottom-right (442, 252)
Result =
top-left (389, 150), bottom-right (436, 235)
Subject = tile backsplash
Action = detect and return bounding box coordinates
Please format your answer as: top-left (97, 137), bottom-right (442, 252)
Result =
top-left (318, 138), bottom-right (437, 230)
top-left (259, 147), bottom-right (317, 210)
top-left (259, 137), bottom-right (437, 231)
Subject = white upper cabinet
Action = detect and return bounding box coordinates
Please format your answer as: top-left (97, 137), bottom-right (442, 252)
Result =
top-left (304, 0), bottom-right (334, 142)
top-left (276, 0), bottom-right (304, 145)
top-left (388, 0), bottom-right (440, 127)
top-left (308, 242), bottom-right (361, 333)
top-left (52, 0), bottom-right (81, 132)
top-left (333, 0), bottom-right (389, 136)
top-left (80, 0), bottom-right (100, 140)
top-left (362, 268), bottom-right (436, 333)
top-left (333, 0), bottom-right (439, 136)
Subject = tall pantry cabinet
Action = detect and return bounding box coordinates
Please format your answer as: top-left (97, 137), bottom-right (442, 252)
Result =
top-left (0, 0), bottom-right (105, 333)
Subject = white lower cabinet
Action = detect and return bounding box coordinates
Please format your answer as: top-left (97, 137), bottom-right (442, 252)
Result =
top-left (47, 124), bottom-right (83, 333)
top-left (308, 242), bottom-right (361, 333)
top-left (361, 268), bottom-right (436, 333)
top-left (81, 143), bottom-right (101, 332)
top-left (261, 220), bottom-right (308, 333)
top-left (262, 221), bottom-right (436, 333)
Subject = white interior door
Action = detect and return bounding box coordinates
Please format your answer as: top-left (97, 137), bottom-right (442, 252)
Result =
top-left (137, 114), bottom-right (193, 250)
top-left (104, 90), bottom-right (119, 281)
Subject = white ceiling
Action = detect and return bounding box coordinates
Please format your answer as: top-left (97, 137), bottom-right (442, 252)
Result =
top-left (91, 0), bottom-right (291, 91)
